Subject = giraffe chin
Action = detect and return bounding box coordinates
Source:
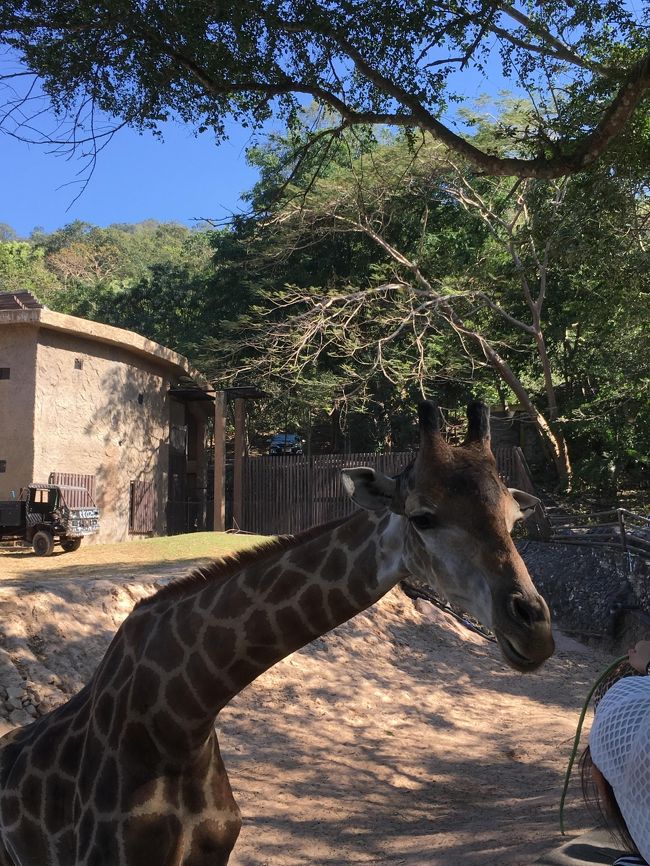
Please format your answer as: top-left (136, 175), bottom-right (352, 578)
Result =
top-left (494, 630), bottom-right (544, 672)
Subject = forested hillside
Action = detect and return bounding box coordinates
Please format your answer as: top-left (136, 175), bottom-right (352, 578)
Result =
top-left (2, 115), bottom-right (649, 501)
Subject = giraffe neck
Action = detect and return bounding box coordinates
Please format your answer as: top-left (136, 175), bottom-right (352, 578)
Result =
top-left (116, 509), bottom-right (407, 756)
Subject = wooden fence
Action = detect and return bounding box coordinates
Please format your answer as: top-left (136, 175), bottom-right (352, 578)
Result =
top-left (240, 446), bottom-right (533, 535)
top-left (548, 507), bottom-right (650, 556)
top-left (492, 446), bottom-right (535, 494)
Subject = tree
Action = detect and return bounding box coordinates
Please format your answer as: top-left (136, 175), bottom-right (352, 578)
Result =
top-left (0, 238), bottom-right (58, 293)
top-left (34, 222), bottom-right (224, 356)
top-left (203, 121), bottom-right (650, 487)
top-left (46, 238), bottom-right (121, 285)
top-left (0, 219), bottom-right (235, 358)
top-left (2, 1), bottom-right (649, 185)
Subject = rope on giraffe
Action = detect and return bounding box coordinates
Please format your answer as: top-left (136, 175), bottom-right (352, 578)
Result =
top-left (559, 654), bottom-right (628, 835)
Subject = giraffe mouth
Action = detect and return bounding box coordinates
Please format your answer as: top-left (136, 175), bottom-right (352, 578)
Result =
top-left (495, 631), bottom-right (538, 672)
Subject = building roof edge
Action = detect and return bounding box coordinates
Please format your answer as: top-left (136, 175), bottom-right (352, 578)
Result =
top-left (0, 306), bottom-right (203, 381)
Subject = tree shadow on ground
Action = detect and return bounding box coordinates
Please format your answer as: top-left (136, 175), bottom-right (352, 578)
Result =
top-left (218, 632), bottom-right (602, 866)
top-left (0, 556), bottom-right (203, 588)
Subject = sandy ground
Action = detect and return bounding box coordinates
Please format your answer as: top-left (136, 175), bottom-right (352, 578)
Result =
top-left (0, 545), bottom-right (612, 866)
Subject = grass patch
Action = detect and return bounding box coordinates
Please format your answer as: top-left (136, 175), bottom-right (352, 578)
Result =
top-left (93, 531), bottom-right (270, 564)
top-left (0, 531), bottom-right (269, 579)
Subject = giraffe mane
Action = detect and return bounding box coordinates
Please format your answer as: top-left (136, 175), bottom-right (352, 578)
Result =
top-left (137, 516), bottom-right (350, 607)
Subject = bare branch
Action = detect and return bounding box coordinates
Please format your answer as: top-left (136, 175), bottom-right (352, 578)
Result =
top-left (495, 3), bottom-right (610, 76)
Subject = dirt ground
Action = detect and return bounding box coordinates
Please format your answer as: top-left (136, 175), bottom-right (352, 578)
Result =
top-left (0, 543), bottom-right (613, 866)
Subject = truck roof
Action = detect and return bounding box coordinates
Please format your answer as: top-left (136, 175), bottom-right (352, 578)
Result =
top-left (29, 483), bottom-right (89, 491)
top-left (27, 483), bottom-right (98, 508)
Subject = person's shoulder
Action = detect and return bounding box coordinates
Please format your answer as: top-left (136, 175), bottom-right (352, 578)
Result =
top-left (601, 674), bottom-right (650, 706)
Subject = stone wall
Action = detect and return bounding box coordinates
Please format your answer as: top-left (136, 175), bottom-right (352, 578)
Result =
top-left (0, 324), bottom-right (37, 496)
top-left (33, 329), bottom-right (172, 542)
top-left (0, 306), bottom-right (209, 544)
top-left (520, 540), bottom-right (650, 653)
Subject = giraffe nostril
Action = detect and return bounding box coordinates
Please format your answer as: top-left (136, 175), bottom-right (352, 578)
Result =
top-left (508, 594), bottom-right (537, 629)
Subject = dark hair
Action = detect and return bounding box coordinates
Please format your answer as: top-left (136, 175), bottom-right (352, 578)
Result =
top-left (580, 744), bottom-right (639, 855)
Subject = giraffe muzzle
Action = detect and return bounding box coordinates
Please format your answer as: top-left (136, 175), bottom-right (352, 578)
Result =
top-left (493, 592), bottom-right (555, 672)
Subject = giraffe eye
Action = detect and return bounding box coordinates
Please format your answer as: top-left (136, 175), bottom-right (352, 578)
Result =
top-left (410, 512), bottom-right (438, 531)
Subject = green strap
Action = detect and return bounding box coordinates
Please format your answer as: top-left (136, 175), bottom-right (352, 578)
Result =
top-left (559, 654), bottom-right (629, 835)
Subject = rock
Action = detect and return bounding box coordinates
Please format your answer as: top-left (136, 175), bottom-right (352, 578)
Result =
top-left (24, 704), bottom-right (38, 718)
top-left (9, 708), bottom-right (34, 727)
top-left (40, 687), bottom-right (62, 704)
top-left (37, 696), bottom-right (62, 715)
top-left (23, 681), bottom-right (41, 702)
top-left (0, 647), bottom-right (26, 692)
top-left (7, 697), bottom-right (24, 711)
top-left (5, 685), bottom-right (25, 701)
top-left (0, 687), bottom-right (7, 701)
top-left (22, 662), bottom-right (60, 687)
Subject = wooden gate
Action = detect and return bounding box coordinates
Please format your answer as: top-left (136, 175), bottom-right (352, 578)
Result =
top-left (129, 480), bottom-right (156, 534)
top-left (492, 446), bottom-right (535, 493)
top-left (241, 446), bottom-right (534, 536)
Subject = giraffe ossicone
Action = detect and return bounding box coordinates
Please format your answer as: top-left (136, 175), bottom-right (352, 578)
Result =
top-left (0, 400), bottom-right (554, 866)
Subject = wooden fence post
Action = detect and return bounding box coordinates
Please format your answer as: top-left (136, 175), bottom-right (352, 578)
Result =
top-left (213, 391), bottom-right (226, 533)
top-left (232, 398), bottom-right (246, 530)
top-left (618, 509), bottom-right (628, 554)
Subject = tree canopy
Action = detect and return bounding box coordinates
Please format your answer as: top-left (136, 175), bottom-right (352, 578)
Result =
top-left (199, 119), bottom-right (649, 492)
top-left (1, 93), bottom-right (649, 498)
top-left (0, 219), bottom-right (246, 358)
top-left (2, 1), bottom-right (649, 180)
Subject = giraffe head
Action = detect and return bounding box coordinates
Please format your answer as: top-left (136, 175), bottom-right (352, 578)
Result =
top-left (342, 400), bottom-right (554, 671)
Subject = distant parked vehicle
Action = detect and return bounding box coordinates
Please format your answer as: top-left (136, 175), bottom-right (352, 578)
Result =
top-left (0, 483), bottom-right (100, 556)
top-left (268, 433), bottom-right (304, 456)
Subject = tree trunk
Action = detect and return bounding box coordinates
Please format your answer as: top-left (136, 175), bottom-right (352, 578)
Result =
top-left (478, 338), bottom-right (572, 488)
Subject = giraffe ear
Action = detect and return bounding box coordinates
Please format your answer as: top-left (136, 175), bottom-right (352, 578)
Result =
top-left (341, 468), bottom-right (397, 512)
top-left (508, 488), bottom-right (540, 519)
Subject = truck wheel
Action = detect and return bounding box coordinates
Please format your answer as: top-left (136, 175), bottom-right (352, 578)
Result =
top-left (61, 538), bottom-right (82, 553)
top-left (32, 530), bottom-right (54, 557)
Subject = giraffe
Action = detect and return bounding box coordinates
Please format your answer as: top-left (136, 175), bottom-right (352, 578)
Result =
top-left (0, 400), bottom-right (554, 866)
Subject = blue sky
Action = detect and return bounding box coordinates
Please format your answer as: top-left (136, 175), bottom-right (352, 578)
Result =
top-left (1, 118), bottom-right (262, 238)
top-left (0, 51), bottom-right (510, 239)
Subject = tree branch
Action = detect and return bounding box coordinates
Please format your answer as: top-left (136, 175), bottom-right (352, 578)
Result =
top-left (5, 5), bottom-right (648, 183)
top-left (278, 17), bottom-right (650, 178)
top-left (494, 3), bottom-right (610, 75)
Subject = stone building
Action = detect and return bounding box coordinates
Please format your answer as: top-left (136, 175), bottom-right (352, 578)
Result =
top-left (0, 291), bottom-right (213, 543)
